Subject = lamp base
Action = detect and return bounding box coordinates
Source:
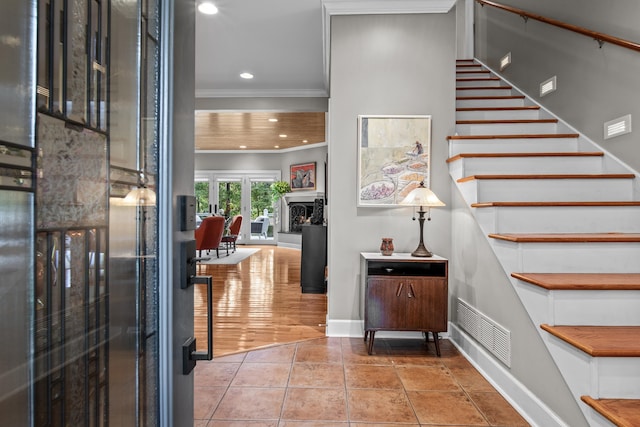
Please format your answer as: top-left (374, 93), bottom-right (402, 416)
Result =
top-left (411, 243), bottom-right (433, 257)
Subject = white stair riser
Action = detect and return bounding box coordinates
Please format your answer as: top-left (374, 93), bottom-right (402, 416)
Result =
top-left (456, 72), bottom-right (492, 79)
top-left (465, 178), bottom-right (634, 203)
top-left (584, 407), bottom-right (623, 427)
top-left (449, 138), bottom-right (578, 156)
top-left (492, 240), bottom-right (640, 273)
top-left (456, 109), bottom-right (541, 121)
top-left (449, 156), bottom-right (606, 180)
top-left (457, 88), bottom-right (514, 97)
top-left (457, 79), bottom-right (504, 87)
top-left (514, 283), bottom-right (640, 326)
top-left (473, 206), bottom-right (640, 234)
top-left (545, 335), bottom-right (640, 399)
top-left (456, 122), bottom-right (558, 135)
top-left (456, 98), bottom-right (525, 108)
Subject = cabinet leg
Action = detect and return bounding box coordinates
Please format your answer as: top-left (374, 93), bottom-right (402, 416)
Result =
top-left (367, 331), bottom-right (375, 355)
top-left (432, 331), bottom-right (441, 357)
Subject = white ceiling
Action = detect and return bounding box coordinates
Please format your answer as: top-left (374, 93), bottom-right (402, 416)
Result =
top-left (195, 0), bottom-right (327, 98)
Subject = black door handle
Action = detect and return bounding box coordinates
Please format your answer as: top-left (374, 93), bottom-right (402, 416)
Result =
top-left (183, 275), bottom-right (213, 374)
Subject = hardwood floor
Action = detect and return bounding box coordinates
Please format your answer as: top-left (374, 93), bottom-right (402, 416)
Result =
top-left (194, 245), bottom-right (327, 356)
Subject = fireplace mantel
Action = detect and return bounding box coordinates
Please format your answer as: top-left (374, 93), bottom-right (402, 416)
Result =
top-left (283, 191), bottom-right (325, 204)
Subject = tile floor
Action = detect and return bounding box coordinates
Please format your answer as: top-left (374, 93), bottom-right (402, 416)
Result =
top-left (194, 337), bottom-right (530, 426)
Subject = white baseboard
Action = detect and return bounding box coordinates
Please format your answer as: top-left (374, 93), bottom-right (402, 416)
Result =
top-left (448, 322), bottom-right (568, 427)
top-left (276, 242), bottom-right (301, 250)
top-left (325, 319), bottom-right (448, 339)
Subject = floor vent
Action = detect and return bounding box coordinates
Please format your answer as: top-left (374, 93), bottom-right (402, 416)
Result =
top-left (457, 299), bottom-right (511, 367)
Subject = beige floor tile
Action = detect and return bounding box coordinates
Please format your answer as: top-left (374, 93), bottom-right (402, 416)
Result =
top-left (395, 365), bottom-right (461, 391)
top-left (407, 390), bottom-right (488, 425)
top-left (208, 421), bottom-right (278, 427)
top-left (347, 389), bottom-right (418, 424)
top-left (278, 422), bottom-right (348, 427)
top-left (212, 387), bottom-right (285, 420)
top-left (281, 388), bottom-right (347, 421)
top-left (344, 365), bottom-right (403, 389)
top-left (194, 386), bottom-right (226, 420)
top-left (212, 353), bottom-right (247, 363)
top-left (231, 362), bottom-right (291, 387)
top-left (468, 391), bottom-right (531, 426)
top-left (447, 365), bottom-right (497, 392)
top-left (195, 362), bottom-right (241, 387)
top-left (289, 363), bottom-right (345, 388)
top-left (245, 344), bottom-right (297, 363)
top-left (294, 345), bottom-right (343, 364)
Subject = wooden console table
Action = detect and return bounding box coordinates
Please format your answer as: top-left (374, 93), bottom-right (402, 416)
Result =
top-left (361, 252), bottom-right (448, 355)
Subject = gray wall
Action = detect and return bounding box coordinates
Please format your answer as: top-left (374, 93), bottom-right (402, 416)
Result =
top-left (474, 0), bottom-right (640, 172)
top-left (327, 13), bottom-right (455, 324)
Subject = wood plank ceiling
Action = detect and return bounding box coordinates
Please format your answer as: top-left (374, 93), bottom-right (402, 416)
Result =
top-left (195, 111), bottom-right (326, 151)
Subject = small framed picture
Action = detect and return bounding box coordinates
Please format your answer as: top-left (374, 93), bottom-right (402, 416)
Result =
top-left (290, 162), bottom-right (316, 191)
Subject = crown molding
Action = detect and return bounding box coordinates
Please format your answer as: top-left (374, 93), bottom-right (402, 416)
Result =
top-left (321, 0), bottom-right (456, 92)
top-left (195, 88), bottom-right (329, 98)
top-left (195, 141), bottom-right (327, 154)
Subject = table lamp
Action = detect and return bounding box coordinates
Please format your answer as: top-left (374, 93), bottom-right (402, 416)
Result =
top-left (400, 181), bottom-right (445, 257)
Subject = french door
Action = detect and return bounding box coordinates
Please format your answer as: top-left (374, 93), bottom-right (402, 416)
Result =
top-left (194, 171), bottom-right (281, 244)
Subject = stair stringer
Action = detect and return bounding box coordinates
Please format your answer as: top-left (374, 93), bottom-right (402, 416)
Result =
top-left (450, 61), bottom-right (640, 427)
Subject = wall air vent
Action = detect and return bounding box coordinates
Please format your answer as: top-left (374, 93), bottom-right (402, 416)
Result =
top-left (500, 52), bottom-right (511, 71)
top-left (540, 76), bottom-right (556, 97)
top-left (457, 299), bottom-right (511, 367)
top-left (604, 114), bottom-right (632, 140)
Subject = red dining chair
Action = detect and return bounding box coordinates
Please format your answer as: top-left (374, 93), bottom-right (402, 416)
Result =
top-left (221, 215), bottom-right (243, 253)
top-left (194, 216), bottom-right (225, 258)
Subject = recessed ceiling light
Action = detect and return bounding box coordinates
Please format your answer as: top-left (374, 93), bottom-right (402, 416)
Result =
top-left (268, 118), bottom-right (278, 122)
top-left (274, 145), bottom-right (280, 149)
top-left (198, 1), bottom-right (218, 15)
top-left (240, 72), bottom-right (254, 79)
top-left (302, 140), bottom-right (308, 143)
top-left (239, 145), bottom-right (247, 149)
top-left (279, 134), bottom-right (287, 138)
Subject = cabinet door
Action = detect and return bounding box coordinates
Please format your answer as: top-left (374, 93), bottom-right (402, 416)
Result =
top-left (365, 277), bottom-right (405, 330)
top-left (405, 277), bottom-right (447, 331)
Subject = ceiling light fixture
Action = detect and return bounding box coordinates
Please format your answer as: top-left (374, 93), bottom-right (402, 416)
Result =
top-left (268, 118), bottom-right (278, 122)
top-left (198, 1), bottom-right (218, 15)
top-left (239, 145), bottom-right (247, 149)
top-left (279, 134), bottom-right (287, 138)
top-left (302, 140), bottom-right (308, 143)
top-left (274, 145), bottom-right (280, 149)
top-left (239, 72), bottom-right (254, 79)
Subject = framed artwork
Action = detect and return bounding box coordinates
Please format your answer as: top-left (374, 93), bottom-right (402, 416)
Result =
top-left (290, 162), bottom-right (316, 191)
top-left (357, 115), bottom-right (432, 207)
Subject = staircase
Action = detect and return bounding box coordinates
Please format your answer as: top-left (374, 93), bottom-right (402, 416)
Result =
top-left (449, 59), bottom-right (640, 427)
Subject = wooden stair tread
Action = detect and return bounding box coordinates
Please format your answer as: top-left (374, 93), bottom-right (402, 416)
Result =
top-left (511, 273), bottom-right (640, 290)
top-left (447, 133), bottom-right (578, 140)
top-left (456, 119), bottom-right (558, 124)
top-left (456, 95), bottom-right (525, 100)
top-left (457, 86), bottom-right (512, 90)
top-left (456, 70), bottom-right (490, 74)
top-left (456, 77), bottom-right (501, 81)
top-left (458, 173), bottom-right (635, 183)
top-left (471, 201), bottom-right (640, 208)
top-left (489, 232), bottom-right (640, 243)
top-left (447, 152), bottom-right (603, 163)
top-left (581, 396), bottom-right (640, 427)
top-left (457, 106), bottom-right (540, 111)
top-left (540, 325), bottom-right (640, 357)
top-left (456, 63), bottom-right (483, 67)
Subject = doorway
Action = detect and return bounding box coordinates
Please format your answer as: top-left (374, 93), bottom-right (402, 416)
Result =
top-left (194, 171), bottom-right (281, 245)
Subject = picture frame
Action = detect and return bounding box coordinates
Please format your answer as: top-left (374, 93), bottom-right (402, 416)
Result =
top-left (290, 162), bottom-right (316, 191)
top-left (357, 115), bottom-right (432, 207)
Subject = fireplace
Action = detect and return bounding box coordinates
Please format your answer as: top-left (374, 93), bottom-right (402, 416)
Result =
top-left (289, 202), bottom-right (314, 233)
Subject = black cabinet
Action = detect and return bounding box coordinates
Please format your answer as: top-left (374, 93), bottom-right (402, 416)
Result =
top-left (300, 224), bottom-right (327, 293)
